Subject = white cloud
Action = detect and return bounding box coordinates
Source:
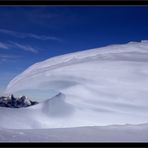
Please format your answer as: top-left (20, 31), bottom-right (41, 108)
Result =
top-left (9, 42), bottom-right (38, 54)
top-left (0, 54), bottom-right (22, 63)
top-left (0, 54), bottom-right (21, 59)
top-left (0, 42), bottom-right (9, 49)
top-left (0, 29), bottom-right (61, 41)
top-left (0, 41), bottom-right (39, 54)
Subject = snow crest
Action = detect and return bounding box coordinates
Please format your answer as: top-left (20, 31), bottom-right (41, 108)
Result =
top-left (3, 40), bottom-right (148, 129)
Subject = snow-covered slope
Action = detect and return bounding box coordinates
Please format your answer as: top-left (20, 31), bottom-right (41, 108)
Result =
top-left (3, 40), bottom-right (148, 129)
top-left (1, 123), bottom-right (148, 142)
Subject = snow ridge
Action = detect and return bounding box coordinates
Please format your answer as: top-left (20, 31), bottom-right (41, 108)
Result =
top-left (2, 40), bottom-right (148, 129)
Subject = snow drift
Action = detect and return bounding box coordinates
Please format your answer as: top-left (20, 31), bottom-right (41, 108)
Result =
top-left (3, 40), bottom-right (148, 129)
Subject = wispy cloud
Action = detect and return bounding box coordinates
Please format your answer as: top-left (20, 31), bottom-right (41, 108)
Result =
top-left (0, 54), bottom-right (21, 59)
top-left (9, 41), bottom-right (38, 54)
top-left (0, 28), bottom-right (61, 41)
top-left (0, 54), bottom-right (22, 63)
top-left (0, 42), bottom-right (9, 49)
top-left (0, 41), bottom-right (39, 54)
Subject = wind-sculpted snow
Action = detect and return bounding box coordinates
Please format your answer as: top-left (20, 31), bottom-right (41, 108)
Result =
top-left (3, 40), bottom-right (148, 129)
top-left (0, 93), bottom-right (74, 129)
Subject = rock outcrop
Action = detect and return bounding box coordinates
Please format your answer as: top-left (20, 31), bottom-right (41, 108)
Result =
top-left (0, 94), bottom-right (38, 108)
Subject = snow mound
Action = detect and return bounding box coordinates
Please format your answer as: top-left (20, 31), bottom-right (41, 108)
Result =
top-left (0, 92), bottom-right (74, 129)
top-left (3, 40), bottom-right (148, 129)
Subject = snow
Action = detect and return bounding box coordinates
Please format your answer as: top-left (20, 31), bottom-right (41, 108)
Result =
top-left (1, 40), bottom-right (148, 141)
top-left (0, 41), bottom-right (148, 129)
top-left (0, 124), bottom-right (148, 142)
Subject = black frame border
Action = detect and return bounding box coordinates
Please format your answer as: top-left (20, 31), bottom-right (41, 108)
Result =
top-left (0, 0), bottom-right (148, 147)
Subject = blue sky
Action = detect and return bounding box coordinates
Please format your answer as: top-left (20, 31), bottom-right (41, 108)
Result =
top-left (0, 6), bottom-right (148, 94)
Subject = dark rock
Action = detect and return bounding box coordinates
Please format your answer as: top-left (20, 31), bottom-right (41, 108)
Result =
top-left (30, 100), bottom-right (38, 105)
top-left (11, 94), bottom-right (17, 107)
top-left (20, 96), bottom-right (31, 107)
top-left (0, 94), bottom-right (38, 108)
